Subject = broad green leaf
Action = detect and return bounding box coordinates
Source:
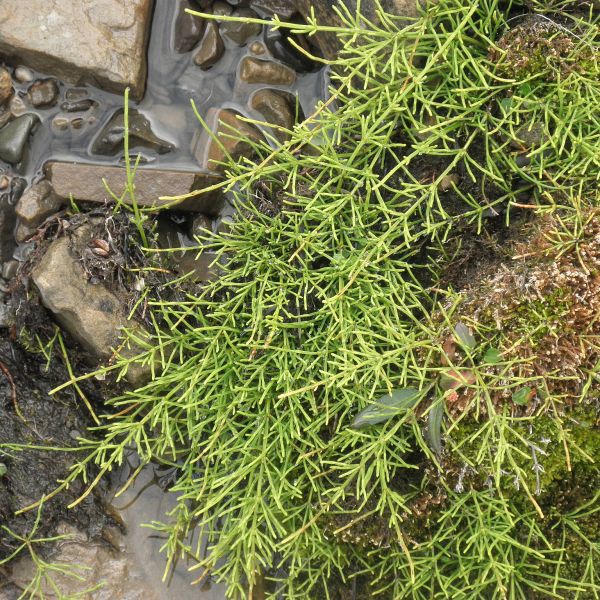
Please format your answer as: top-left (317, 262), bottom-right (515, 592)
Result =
top-left (351, 388), bottom-right (420, 429)
top-left (454, 322), bottom-right (476, 349)
top-left (427, 400), bottom-right (445, 454)
top-left (512, 387), bottom-right (534, 406)
top-left (483, 347), bottom-right (502, 364)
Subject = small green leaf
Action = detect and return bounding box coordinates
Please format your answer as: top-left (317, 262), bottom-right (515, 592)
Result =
top-left (454, 322), bottom-right (476, 350)
top-left (427, 401), bottom-right (445, 454)
top-left (0, 463), bottom-right (6, 477)
top-left (518, 82), bottom-right (533, 97)
top-left (351, 388), bottom-right (420, 429)
top-left (499, 97), bottom-right (512, 113)
top-left (512, 387), bottom-right (534, 406)
top-left (440, 369), bottom-right (475, 391)
top-left (483, 347), bottom-right (502, 364)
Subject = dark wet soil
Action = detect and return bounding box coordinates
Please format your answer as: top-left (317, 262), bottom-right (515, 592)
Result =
top-left (0, 336), bottom-right (110, 561)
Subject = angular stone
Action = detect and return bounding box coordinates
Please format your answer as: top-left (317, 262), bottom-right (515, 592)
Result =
top-left (174, 0), bottom-right (206, 53)
top-left (0, 68), bottom-right (12, 105)
top-left (0, 113), bottom-right (38, 164)
top-left (239, 57), bottom-right (296, 85)
top-left (46, 162), bottom-right (225, 214)
top-left (31, 225), bottom-right (150, 385)
top-left (221, 9), bottom-right (262, 45)
top-left (191, 108), bottom-right (264, 171)
top-left (193, 22), bottom-right (225, 70)
top-left (250, 88), bottom-right (298, 142)
top-left (28, 78), bottom-right (59, 108)
top-left (0, 0), bottom-right (154, 100)
top-left (15, 180), bottom-right (64, 227)
top-left (91, 109), bottom-right (174, 156)
top-left (14, 221), bottom-right (36, 242)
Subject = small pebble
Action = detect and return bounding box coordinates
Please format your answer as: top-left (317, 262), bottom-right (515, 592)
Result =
top-left (249, 41), bottom-right (266, 55)
top-left (212, 1), bottom-right (233, 18)
top-left (65, 87), bottom-right (89, 101)
top-left (438, 174), bottom-right (459, 192)
top-left (60, 99), bottom-right (97, 112)
top-left (71, 117), bottom-right (85, 129)
top-left (0, 175), bottom-right (9, 190)
top-left (52, 115), bottom-right (70, 131)
top-left (2, 260), bottom-right (18, 280)
top-left (28, 78), bottom-right (59, 108)
top-left (9, 95), bottom-right (27, 117)
top-left (14, 66), bottom-right (33, 83)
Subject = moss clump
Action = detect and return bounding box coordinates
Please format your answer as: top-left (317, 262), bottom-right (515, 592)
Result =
top-left (490, 15), bottom-right (596, 80)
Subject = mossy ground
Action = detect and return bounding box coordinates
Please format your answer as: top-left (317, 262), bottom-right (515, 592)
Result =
top-left (2, 0), bottom-right (600, 598)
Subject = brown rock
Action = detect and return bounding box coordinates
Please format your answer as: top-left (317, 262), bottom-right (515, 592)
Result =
top-left (221, 8), bottom-right (262, 45)
top-left (250, 0), bottom-right (297, 18)
top-left (294, 0), bottom-right (423, 60)
top-left (239, 56), bottom-right (296, 85)
top-left (193, 22), bottom-right (225, 70)
top-left (250, 88), bottom-right (297, 142)
top-left (15, 180), bottom-right (64, 227)
top-left (46, 162), bottom-right (225, 214)
top-left (0, 67), bottom-right (12, 105)
top-left (0, 0), bottom-right (153, 100)
top-left (174, 0), bottom-right (206, 53)
top-left (191, 108), bottom-right (264, 171)
top-left (28, 78), bottom-right (59, 108)
top-left (31, 225), bottom-right (150, 385)
top-left (14, 220), bottom-right (36, 242)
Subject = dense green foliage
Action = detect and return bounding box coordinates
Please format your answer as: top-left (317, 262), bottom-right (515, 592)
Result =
top-left (40, 0), bottom-right (600, 597)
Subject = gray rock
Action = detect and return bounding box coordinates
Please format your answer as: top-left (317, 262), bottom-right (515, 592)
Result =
top-left (0, 113), bottom-right (38, 164)
top-left (190, 214), bottom-right (213, 239)
top-left (0, 0), bottom-right (153, 100)
top-left (239, 57), bottom-right (296, 85)
top-left (193, 22), bottom-right (225, 70)
top-left (15, 180), bottom-right (63, 227)
top-left (221, 9), bottom-right (262, 46)
top-left (191, 108), bottom-right (264, 171)
top-left (250, 88), bottom-right (298, 142)
top-left (46, 161), bottom-right (225, 214)
top-left (174, 0), bottom-right (206, 53)
top-left (0, 68), bottom-right (12, 105)
top-left (91, 109), bottom-right (174, 156)
top-left (28, 79), bottom-right (59, 108)
top-left (511, 122), bottom-right (545, 150)
top-left (31, 225), bottom-right (151, 385)
top-left (250, 0), bottom-right (297, 18)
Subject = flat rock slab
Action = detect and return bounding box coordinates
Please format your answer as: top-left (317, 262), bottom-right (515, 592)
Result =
top-left (0, 0), bottom-right (154, 99)
top-left (46, 162), bottom-right (224, 214)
